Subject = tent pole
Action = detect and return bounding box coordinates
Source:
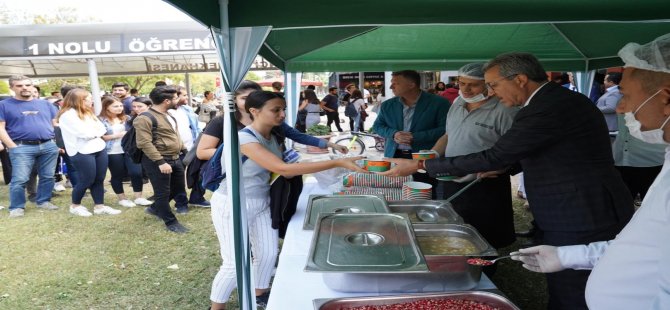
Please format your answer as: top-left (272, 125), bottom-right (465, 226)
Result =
top-left (87, 58), bottom-right (102, 115)
top-left (184, 72), bottom-right (192, 107)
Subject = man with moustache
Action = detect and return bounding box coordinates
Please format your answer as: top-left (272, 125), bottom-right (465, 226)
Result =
top-left (0, 75), bottom-right (60, 218)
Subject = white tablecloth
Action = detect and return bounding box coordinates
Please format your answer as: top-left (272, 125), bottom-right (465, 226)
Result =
top-left (266, 177), bottom-right (496, 310)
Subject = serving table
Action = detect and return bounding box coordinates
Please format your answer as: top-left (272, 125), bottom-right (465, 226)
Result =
top-left (266, 177), bottom-right (497, 310)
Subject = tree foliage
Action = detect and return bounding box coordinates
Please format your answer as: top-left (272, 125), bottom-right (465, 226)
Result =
top-left (0, 81), bottom-right (9, 95)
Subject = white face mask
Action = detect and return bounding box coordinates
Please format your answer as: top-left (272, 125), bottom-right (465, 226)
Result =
top-left (458, 90), bottom-right (487, 104)
top-left (623, 89), bottom-right (670, 145)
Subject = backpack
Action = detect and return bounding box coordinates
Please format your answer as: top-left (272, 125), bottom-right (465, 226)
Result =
top-left (198, 103), bottom-right (216, 122)
top-left (201, 126), bottom-right (286, 192)
top-left (200, 127), bottom-right (253, 192)
top-left (122, 112), bottom-right (158, 164)
top-left (344, 99), bottom-right (359, 117)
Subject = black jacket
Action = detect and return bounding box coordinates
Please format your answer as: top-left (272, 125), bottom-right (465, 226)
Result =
top-left (426, 83), bottom-right (634, 233)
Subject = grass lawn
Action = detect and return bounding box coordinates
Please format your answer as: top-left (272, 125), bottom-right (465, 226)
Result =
top-left (0, 173), bottom-right (548, 309)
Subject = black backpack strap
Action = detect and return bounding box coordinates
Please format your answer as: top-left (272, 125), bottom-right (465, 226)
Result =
top-left (140, 111), bottom-right (158, 143)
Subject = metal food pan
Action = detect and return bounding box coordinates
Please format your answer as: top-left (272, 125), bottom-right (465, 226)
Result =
top-left (314, 291), bottom-right (521, 310)
top-left (412, 223), bottom-right (497, 273)
top-left (305, 213), bottom-right (428, 273)
top-left (388, 200), bottom-right (463, 224)
top-left (303, 194), bottom-right (390, 230)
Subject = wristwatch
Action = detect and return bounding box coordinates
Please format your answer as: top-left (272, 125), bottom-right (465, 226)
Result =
top-left (417, 160), bottom-right (427, 174)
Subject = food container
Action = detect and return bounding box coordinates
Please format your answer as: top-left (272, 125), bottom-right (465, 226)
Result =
top-left (413, 223), bottom-right (497, 273)
top-left (306, 214), bottom-right (496, 293)
top-left (366, 159), bottom-right (391, 172)
top-left (313, 291), bottom-right (521, 310)
top-left (387, 200), bottom-right (463, 224)
top-left (305, 213), bottom-right (427, 273)
top-left (303, 195), bottom-right (390, 230)
top-left (412, 150), bottom-right (437, 160)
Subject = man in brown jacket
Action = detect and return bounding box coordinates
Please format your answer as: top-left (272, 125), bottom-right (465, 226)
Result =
top-left (134, 86), bottom-right (189, 233)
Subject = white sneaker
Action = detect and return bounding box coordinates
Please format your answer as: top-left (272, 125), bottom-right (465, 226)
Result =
top-left (70, 206), bottom-right (92, 217)
top-left (9, 208), bottom-right (24, 218)
top-left (94, 206), bottom-right (122, 215)
top-left (53, 183), bottom-right (66, 192)
top-left (37, 202), bottom-right (59, 210)
top-left (134, 197), bottom-right (153, 206)
top-left (118, 199), bottom-right (137, 208)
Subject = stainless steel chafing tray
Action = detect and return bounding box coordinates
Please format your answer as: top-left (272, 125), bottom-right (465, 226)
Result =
top-left (303, 194), bottom-right (390, 230)
top-left (412, 223), bottom-right (498, 273)
top-left (387, 200), bottom-right (463, 224)
top-left (310, 221), bottom-right (498, 293)
top-left (313, 291), bottom-right (521, 310)
top-left (305, 213), bottom-right (428, 273)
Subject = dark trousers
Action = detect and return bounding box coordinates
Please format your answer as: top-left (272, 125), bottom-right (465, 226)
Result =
top-left (70, 150), bottom-right (108, 205)
top-left (108, 153), bottom-right (144, 194)
top-left (142, 156), bottom-right (186, 226)
top-left (348, 116), bottom-right (355, 131)
top-left (443, 176), bottom-right (515, 248)
top-left (326, 111), bottom-right (343, 132)
top-left (177, 153), bottom-right (206, 204)
top-left (541, 223), bottom-right (627, 310)
top-left (394, 149), bottom-right (437, 199)
top-left (615, 165), bottom-right (662, 200)
top-left (63, 153), bottom-right (78, 187)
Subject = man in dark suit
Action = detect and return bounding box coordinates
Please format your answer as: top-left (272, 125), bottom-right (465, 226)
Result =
top-left (383, 53), bottom-right (634, 310)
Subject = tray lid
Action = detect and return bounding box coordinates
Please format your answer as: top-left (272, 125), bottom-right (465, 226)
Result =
top-left (305, 213), bottom-right (428, 273)
top-left (303, 194), bottom-right (390, 230)
top-left (387, 199), bottom-right (463, 224)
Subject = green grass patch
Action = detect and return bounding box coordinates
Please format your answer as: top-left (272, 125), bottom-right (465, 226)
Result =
top-left (0, 174), bottom-right (547, 309)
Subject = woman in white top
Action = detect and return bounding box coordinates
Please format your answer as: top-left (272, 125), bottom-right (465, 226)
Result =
top-left (99, 96), bottom-right (152, 208)
top-left (57, 89), bottom-right (121, 217)
top-left (209, 91), bottom-right (364, 309)
top-left (350, 89), bottom-right (367, 132)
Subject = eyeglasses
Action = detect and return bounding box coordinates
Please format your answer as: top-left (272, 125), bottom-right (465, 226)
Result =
top-left (485, 74), bottom-right (517, 90)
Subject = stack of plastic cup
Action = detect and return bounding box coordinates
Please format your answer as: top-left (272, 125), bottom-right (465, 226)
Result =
top-left (402, 181), bottom-right (432, 200)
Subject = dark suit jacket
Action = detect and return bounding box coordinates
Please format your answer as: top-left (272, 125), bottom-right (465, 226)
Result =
top-left (426, 83), bottom-right (634, 232)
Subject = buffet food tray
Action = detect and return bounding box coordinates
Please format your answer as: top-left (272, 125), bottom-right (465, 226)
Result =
top-left (387, 199), bottom-right (463, 224)
top-left (313, 291), bottom-right (520, 310)
top-left (303, 194), bottom-right (390, 230)
top-left (305, 213), bottom-right (427, 273)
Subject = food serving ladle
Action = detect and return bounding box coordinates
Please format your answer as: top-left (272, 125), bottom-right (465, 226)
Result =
top-left (467, 252), bottom-right (529, 266)
top-left (414, 177), bottom-right (482, 223)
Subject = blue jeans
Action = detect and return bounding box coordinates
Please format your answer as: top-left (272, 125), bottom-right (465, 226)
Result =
top-left (354, 114), bottom-right (362, 133)
top-left (108, 153), bottom-right (143, 194)
top-left (8, 141), bottom-right (59, 210)
top-left (70, 150), bottom-right (108, 205)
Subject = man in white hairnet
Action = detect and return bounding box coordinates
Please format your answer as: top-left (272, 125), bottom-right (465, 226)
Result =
top-left (429, 63), bottom-right (519, 255)
top-left (513, 33), bottom-right (670, 309)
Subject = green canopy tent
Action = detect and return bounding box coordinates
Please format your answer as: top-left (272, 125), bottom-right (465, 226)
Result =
top-left (166, 0), bottom-right (670, 125)
top-left (162, 1), bottom-right (670, 308)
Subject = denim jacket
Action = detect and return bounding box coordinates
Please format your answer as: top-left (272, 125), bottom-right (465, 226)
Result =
top-left (100, 117), bottom-right (130, 152)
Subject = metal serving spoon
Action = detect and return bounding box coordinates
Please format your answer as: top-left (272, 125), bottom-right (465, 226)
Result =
top-left (467, 253), bottom-right (529, 266)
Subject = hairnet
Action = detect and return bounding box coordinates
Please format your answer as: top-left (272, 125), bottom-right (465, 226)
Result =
top-left (458, 63), bottom-right (486, 80)
top-left (618, 32), bottom-right (670, 74)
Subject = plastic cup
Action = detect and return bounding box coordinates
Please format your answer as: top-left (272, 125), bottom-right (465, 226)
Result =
top-left (366, 160), bottom-right (391, 172)
top-left (412, 151), bottom-right (437, 160)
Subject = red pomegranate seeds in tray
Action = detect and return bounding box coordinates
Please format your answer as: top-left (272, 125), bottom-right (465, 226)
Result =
top-left (342, 298), bottom-right (501, 310)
